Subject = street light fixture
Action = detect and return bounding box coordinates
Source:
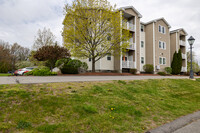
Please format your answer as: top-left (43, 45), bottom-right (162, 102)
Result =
top-left (188, 36), bottom-right (195, 79)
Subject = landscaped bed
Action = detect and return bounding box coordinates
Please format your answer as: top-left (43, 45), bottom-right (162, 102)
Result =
top-left (0, 79), bottom-right (200, 132)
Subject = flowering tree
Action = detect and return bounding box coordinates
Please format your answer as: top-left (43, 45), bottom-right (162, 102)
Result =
top-left (63, 0), bottom-right (130, 72)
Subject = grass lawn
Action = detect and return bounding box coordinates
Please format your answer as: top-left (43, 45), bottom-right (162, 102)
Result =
top-left (0, 79), bottom-right (200, 132)
top-left (0, 73), bottom-right (12, 76)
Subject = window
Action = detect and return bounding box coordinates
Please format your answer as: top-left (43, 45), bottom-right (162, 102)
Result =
top-left (141, 25), bottom-right (144, 32)
top-left (159, 25), bottom-right (162, 32)
top-left (141, 41), bottom-right (144, 48)
top-left (159, 57), bottom-right (166, 65)
top-left (159, 25), bottom-right (166, 34)
top-left (159, 57), bottom-right (162, 64)
top-left (163, 58), bottom-right (166, 65)
top-left (159, 41), bottom-right (162, 48)
top-left (122, 56), bottom-right (127, 61)
top-left (89, 55), bottom-right (91, 62)
top-left (159, 41), bottom-right (166, 49)
top-left (107, 54), bottom-right (111, 61)
top-left (162, 27), bottom-right (165, 34)
top-left (141, 57), bottom-right (144, 64)
top-left (163, 42), bottom-right (166, 49)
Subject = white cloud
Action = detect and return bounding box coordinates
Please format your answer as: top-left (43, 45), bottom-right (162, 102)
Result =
top-left (0, 0), bottom-right (199, 62)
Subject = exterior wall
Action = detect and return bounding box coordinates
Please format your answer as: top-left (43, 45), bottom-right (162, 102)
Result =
top-left (170, 32), bottom-right (177, 63)
top-left (154, 20), bottom-right (171, 72)
top-left (124, 8), bottom-right (141, 72)
top-left (170, 30), bottom-right (187, 71)
top-left (140, 24), bottom-right (146, 71)
top-left (145, 23), bottom-right (154, 65)
top-left (100, 56), bottom-right (114, 70)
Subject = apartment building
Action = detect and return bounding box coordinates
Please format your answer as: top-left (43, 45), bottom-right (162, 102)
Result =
top-left (82, 6), bottom-right (187, 73)
top-left (170, 29), bottom-right (188, 72)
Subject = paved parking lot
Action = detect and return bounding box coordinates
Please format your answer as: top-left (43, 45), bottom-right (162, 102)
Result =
top-left (0, 76), bottom-right (189, 84)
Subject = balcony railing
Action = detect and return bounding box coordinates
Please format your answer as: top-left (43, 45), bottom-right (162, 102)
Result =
top-left (122, 21), bottom-right (135, 31)
top-left (181, 67), bottom-right (187, 72)
top-left (122, 41), bottom-right (135, 50)
top-left (182, 53), bottom-right (186, 59)
top-left (180, 40), bottom-right (186, 46)
top-left (122, 61), bottom-right (135, 68)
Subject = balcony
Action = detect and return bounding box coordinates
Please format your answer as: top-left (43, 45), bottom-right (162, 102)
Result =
top-left (127, 43), bottom-right (136, 50)
top-left (182, 53), bottom-right (186, 60)
top-left (122, 61), bottom-right (135, 68)
top-left (122, 21), bottom-right (135, 32)
top-left (180, 40), bottom-right (186, 46)
top-left (181, 67), bottom-right (187, 72)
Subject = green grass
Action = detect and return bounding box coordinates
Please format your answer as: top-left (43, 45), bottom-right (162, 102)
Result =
top-left (0, 73), bottom-right (12, 76)
top-left (0, 79), bottom-right (200, 132)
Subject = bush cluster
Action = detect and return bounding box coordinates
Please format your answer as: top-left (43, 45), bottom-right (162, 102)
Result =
top-left (164, 67), bottom-right (172, 74)
top-left (56, 58), bottom-right (88, 74)
top-left (157, 72), bottom-right (166, 76)
top-left (130, 69), bottom-right (137, 74)
top-left (143, 64), bottom-right (154, 73)
top-left (25, 67), bottom-right (57, 76)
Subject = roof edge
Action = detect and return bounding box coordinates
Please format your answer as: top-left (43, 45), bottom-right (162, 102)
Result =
top-left (119, 6), bottom-right (142, 18)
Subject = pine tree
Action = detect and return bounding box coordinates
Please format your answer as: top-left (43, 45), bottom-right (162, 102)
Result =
top-left (171, 51), bottom-right (178, 75)
top-left (177, 49), bottom-right (182, 74)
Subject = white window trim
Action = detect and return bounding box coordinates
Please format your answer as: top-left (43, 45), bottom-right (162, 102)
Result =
top-left (159, 41), bottom-right (166, 50)
top-left (158, 25), bottom-right (166, 34)
top-left (141, 57), bottom-right (144, 64)
top-left (141, 41), bottom-right (144, 48)
top-left (159, 57), bottom-right (166, 65)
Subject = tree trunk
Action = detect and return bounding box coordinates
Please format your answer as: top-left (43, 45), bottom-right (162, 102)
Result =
top-left (92, 57), bottom-right (95, 73)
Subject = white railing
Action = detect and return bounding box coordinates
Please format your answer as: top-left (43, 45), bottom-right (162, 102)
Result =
top-left (128, 43), bottom-right (136, 50)
top-left (182, 53), bottom-right (186, 59)
top-left (128, 23), bottom-right (135, 31)
top-left (181, 67), bottom-right (187, 72)
top-left (122, 61), bottom-right (135, 68)
top-left (180, 40), bottom-right (186, 46)
top-left (122, 21), bottom-right (135, 31)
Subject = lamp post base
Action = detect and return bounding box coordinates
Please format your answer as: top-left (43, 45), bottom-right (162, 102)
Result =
top-left (190, 70), bottom-right (194, 79)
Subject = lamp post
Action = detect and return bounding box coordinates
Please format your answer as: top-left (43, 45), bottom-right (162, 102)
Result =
top-left (188, 36), bottom-right (195, 79)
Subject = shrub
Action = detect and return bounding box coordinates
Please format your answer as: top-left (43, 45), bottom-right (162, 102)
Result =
top-left (143, 64), bottom-right (154, 73)
top-left (55, 58), bottom-right (71, 68)
top-left (130, 69), bottom-right (137, 74)
top-left (60, 59), bottom-right (88, 74)
top-left (67, 59), bottom-right (82, 68)
top-left (157, 72), bottom-right (166, 76)
top-left (80, 62), bottom-right (88, 71)
top-left (164, 67), bottom-right (172, 74)
top-left (25, 67), bottom-right (57, 76)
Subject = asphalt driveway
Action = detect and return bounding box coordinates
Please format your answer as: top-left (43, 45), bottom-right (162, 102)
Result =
top-left (0, 75), bottom-right (189, 84)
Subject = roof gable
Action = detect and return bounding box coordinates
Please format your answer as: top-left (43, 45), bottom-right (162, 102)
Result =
top-left (144, 18), bottom-right (171, 28)
top-left (119, 6), bottom-right (142, 18)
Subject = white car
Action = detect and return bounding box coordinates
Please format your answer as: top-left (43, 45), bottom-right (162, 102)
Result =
top-left (14, 67), bottom-right (36, 76)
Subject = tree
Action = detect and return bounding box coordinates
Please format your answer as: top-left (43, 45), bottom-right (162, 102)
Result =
top-left (171, 51), bottom-right (178, 75)
top-left (33, 44), bottom-right (71, 71)
top-left (177, 49), bottom-right (182, 74)
top-left (33, 27), bottom-right (55, 50)
top-left (187, 51), bottom-right (200, 73)
top-left (0, 40), bottom-right (12, 73)
top-left (63, 0), bottom-right (130, 72)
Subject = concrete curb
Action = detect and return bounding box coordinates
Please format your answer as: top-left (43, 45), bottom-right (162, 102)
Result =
top-left (146, 111), bottom-right (200, 133)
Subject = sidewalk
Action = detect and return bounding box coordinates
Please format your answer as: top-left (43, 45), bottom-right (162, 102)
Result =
top-left (146, 111), bottom-right (200, 133)
top-left (0, 75), bottom-right (189, 85)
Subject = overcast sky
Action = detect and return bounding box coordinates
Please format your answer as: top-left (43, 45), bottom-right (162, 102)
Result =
top-left (0, 0), bottom-right (199, 61)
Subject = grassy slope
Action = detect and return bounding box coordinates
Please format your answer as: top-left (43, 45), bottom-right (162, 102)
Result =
top-left (0, 79), bottom-right (200, 133)
top-left (0, 73), bottom-right (12, 76)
